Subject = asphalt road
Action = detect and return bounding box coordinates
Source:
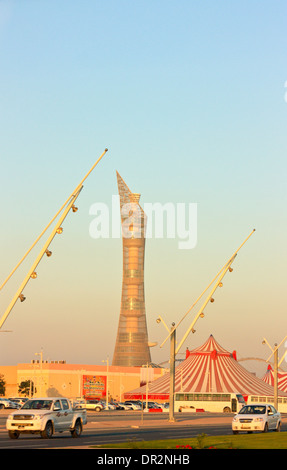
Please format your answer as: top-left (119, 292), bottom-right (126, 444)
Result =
top-left (0, 410), bottom-right (286, 449)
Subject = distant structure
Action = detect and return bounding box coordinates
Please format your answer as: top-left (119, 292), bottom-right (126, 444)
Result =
top-left (112, 172), bottom-right (151, 367)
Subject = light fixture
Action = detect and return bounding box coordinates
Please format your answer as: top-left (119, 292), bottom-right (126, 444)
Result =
top-left (30, 272), bottom-right (37, 279)
top-left (45, 249), bottom-right (52, 257)
top-left (56, 227), bottom-right (63, 234)
top-left (219, 282), bottom-right (223, 287)
top-left (229, 267), bottom-right (233, 272)
top-left (192, 328), bottom-right (196, 334)
top-left (72, 205), bottom-right (78, 213)
top-left (210, 298), bottom-right (215, 303)
top-left (156, 317), bottom-right (161, 324)
top-left (19, 294), bottom-right (26, 302)
top-left (199, 313), bottom-right (205, 318)
top-left (262, 340), bottom-right (266, 345)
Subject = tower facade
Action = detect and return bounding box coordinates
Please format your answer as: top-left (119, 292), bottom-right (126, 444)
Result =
top-left (112, 172), bottom-right (151, 367)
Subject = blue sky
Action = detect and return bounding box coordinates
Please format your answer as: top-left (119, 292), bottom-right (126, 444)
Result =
top-left (0, 0), bottom-right (286, 375)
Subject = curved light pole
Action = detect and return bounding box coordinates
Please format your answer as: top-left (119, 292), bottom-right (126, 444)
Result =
top-left (0, 149), bottom-right (108, 330)
top-left (262, 335), bottom-right (287, 410)
top-left (156, 230), bottom-right (255, 423)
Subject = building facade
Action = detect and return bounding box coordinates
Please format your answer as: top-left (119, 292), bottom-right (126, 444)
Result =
top-left (0, 362), bottom-right (165, 401)
top-left (112, 172), bottom-right (151, 367)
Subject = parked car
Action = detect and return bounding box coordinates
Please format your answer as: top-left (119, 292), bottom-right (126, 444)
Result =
top-left (113, 402), bottom-right (125, 410)
top-left (124, 400), bottom-right (144, 408)
top-left (110, 402), bottom-right (124, 410)
top-left (118, 402), bottom-right (134, 410)
top-left (0, 398), bottom-right (19, 410)
top-left (143, 402), bottom-right (163, 412)
top-left (8, 398), bottom-right (29, 408)
top-left (84, 400), bottom-right (103, 412)
top-left (71, 399), bottom-right (86, 409)
top-left (99, 401), bottom-right (116, 410)
top-left (232, 403), bottom-right (281, 434)
top-left (124, 401), bottom-right (141, 411)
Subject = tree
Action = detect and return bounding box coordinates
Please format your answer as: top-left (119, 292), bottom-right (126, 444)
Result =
top-left (0, 374), bottom-right (6, 396)
top-left (18, 380), bottom-right (36, 397)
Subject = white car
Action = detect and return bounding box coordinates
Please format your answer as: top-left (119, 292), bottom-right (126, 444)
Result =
top-left (232, 403), bottom-right (281, 434)
top-left (0, 399), bottom-right (19, 410)
top-left (9, 398), bottom-right (29, 408)
top-left (123, 401), bottom-right (141, 411)
top-left (84, 400), bottom-right (104, 412)
top-left (100, 402), bottom-right (116, 410)
top-left (118, 402), bottom-right (134, 410)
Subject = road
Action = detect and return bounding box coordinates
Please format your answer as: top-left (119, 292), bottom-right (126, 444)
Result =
top-left (0, 409), bottom-right (286, 449)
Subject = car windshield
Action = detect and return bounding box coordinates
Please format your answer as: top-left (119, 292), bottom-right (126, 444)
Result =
top-left (22, 400), bottom-right (53, 410)
top-left (239, 405), bottom-right (266, 415)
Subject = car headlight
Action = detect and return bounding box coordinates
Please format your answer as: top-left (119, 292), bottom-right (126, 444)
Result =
top-left (32, 415), bottom-right (43, 420)
top-left (254, 418), bottom-right (263, 422)
top-left (233, 417), bottom-right (238, 422)
top-left (8, 414), bottom-right (14, 420)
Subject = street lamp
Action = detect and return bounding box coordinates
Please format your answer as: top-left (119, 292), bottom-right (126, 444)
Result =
top-left (141, 363), bottom-right (151, 411)
top-left (35, 348), bottom-right (43, 397)
top-left (156, 230), bottom-right (255, 423)
top-left (102, 356), bottom-right (109, 410)
top-left (156, 318), bottom-right (176, 422)
top-left (262, 335), bottom-right (287, 410)
top-left (0, 148), bottom-right (108, 330)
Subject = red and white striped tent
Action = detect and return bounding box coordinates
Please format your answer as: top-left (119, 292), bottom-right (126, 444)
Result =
top-left (262, 365), bottom-right (287, 393)
top-left (124, 335), bottom-right (287, 401)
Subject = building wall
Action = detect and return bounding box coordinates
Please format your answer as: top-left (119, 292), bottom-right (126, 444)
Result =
top-left (0, 366), bottom-right (18, 397)
top-left (0, 363), bottom-right (164, 400)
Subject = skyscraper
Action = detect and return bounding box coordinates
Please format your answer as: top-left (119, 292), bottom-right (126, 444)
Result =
top-left (112, 172), bottom-right (151, 367)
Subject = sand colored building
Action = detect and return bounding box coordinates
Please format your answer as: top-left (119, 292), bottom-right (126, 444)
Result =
top-left (0, 361), bottom-right (165, 401)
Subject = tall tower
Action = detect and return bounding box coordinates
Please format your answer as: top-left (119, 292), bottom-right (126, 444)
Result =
top-left (112, 172), bottom-right (151, 367)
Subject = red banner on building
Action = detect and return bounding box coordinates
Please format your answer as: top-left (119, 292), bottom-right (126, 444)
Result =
top-left (83, 375), bottom-right (107, 399)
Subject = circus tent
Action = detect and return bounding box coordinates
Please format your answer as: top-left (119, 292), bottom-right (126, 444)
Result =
top-left (124, 335), bottom-right (287, 401)
top-left (262, 365), bottom-right (287, 393)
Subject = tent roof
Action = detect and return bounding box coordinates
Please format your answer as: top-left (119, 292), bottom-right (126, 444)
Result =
top-left (262, 367), bottom-right (287, 393)
top-left (124, 335), bottom-right (287, 400)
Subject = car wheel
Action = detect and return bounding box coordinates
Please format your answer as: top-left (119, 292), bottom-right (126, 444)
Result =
top-left (232, 431), bottom-right (239, 435)
top-left (8, 431), bottom-right (20, 439)
top-left (40, 421), bottom-right (53, 439)
top-left (95, 406), bottom-right (101, 412)
top-left (275, 421), bottom-right (281, 432)
top-left (71, 419), bottom-right (82, 438)
top-left (263, 423), bottom-right (268, 433)
top-left (0, 404), bottom-right (4, 410)
top-left (223, 407), bottom-right (231, 413)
